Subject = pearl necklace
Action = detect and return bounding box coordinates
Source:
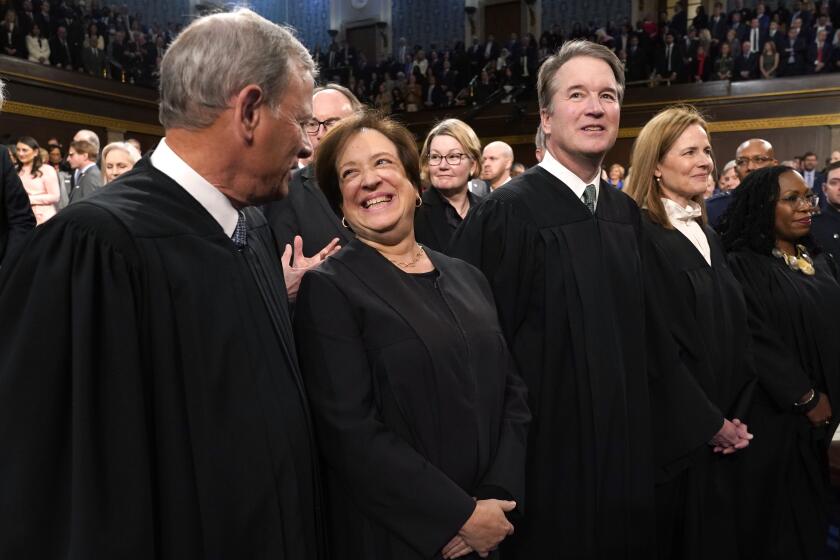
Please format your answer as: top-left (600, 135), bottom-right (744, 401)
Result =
top-left (772, 244), bottom-right (815, 275)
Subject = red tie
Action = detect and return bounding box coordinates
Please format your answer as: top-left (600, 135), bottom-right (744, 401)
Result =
top-left (817, 44), bottom-right (823, 63)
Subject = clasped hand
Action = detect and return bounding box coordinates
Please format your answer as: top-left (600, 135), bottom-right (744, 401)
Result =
top-left (709, 418), bottom-right (753, 454)
top-left (441, 499), bottom-right (516, 559)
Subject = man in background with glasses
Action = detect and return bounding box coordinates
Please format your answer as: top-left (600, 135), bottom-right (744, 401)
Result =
top-left (265, 83), bottom-right (360, 300)
top-left (708, 137), bottom-right (778, 229)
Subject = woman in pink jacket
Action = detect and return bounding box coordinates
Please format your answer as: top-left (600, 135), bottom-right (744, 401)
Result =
top-left (16, 137), bottom-right (59, 225)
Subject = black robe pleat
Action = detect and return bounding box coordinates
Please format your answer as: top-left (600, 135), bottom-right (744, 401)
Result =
top-left (641, 214), bottom-right (757, 560)
top-left (449, 167), bottom-right (721, 558)
top-left (727, 249), bottom-right (840, 560)
top-left (0, 159), bottom-right (324, 559)
top-left (293, 239), bottom-right (530, 559)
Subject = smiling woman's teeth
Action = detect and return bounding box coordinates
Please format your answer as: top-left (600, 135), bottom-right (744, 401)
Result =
top-left (364, 196), bottom-right (391, 208)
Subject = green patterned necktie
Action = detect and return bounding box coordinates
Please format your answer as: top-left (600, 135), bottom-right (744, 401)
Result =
top-left (582, 184), bottom-right (596, 215)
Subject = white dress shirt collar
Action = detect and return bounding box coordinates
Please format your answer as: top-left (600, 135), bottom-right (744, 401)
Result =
top-left (662, 197), bottom-right (711, 265)
top-left (538, 149), bottom-right (601, 208)
top-left (150, 138), bottom-right (239, 237)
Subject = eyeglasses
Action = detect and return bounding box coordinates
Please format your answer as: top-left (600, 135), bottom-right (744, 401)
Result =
top-left (779, 193), bottom-right (819, 209)
top-left (735, 155), bottom-right (774, 167)
top-left (428, 153), bottom-right (468, 166)
top-left (303, 117), bottom-right (341, 135)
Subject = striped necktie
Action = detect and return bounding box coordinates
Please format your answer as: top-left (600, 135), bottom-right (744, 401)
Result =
top-left (582, 184), bottom-right (596, 215)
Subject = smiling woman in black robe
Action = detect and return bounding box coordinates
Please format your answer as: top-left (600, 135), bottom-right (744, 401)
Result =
top-left (295, 112), bottom-right (530, 560)
top-left (624, 106), bottom-right (755, 560)
top-left (720, 165), bottom-right (840, 560)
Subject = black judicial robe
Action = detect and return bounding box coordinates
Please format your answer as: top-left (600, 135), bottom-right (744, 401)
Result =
top-left (641, 214), bottom-right (756, 560)
top-left (413, 186), bottom-right (480, 254)
top-left (294, 239), bottom-right (530, 559)
top-left (449, 167), bottom-right (719, 558)
top-left (0, 159), bottom-right (324, 559)
top-left (727, 249), bottom-right (840, 560)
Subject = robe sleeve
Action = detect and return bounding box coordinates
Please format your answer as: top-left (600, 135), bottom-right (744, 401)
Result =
top-left (294, 269), bottom-right (476, 558)
top-left (0, 205), bottom-right (156, 558)
top-left (727, 251), bottom-right (813, 410)
top-left (641, 229), bottom-right (725, 470)
top-left (449, 198), bottom-right (538, 357)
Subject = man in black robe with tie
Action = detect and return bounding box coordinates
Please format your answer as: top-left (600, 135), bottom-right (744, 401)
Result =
top-left (0, 9), bottom-right (326, 559)
top-left (451, 40), bottom-right (743, 559)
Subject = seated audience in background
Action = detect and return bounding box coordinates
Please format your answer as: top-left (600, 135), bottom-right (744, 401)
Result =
top-left (49, 26), bottom-right (75, 69)
top-left (810, 161), bottom-right (840, 256)
top-left (414, 118), bottom-right (483, 254)
top-left (1, 10), bottom-right (25, 59)
top-left (720, 165), bottom-right (839, 560)
top-left (16, 136), bottom-right (59, 225)
top-left (608, 163), bottom-right (625, 189)
top-left (481, 140), bottom-right (513, 190)
top-left (0, 88), bottom-right (35, 268)
top-left (759, 40), bottom-right (779, 78)
top-left (101, 142), bottom-right (141, 183)
top-left (691, 44), bottom-right (711, 82)
top-left (82, 24), bottom-right (106, 77)
top-left (297, 111), bottom-right (530, 560)
top-left (800, 151), bottom-right (825, 195)
top-left (655, 32), bottom-right (682, 83)
top-left (808, 29), bottom-right (831, 73)
top-left (718, 160), bottom-right (740, 192)
top-left (708, 138), bottom-right (777, 229)
top-left (25, 24), bottom-right (49, 64)
top-left (66, 139), bottom-right (102, 204)
top-left (624, 104), bottom-right (754, 560)
top-left (780, 27), bottom-right (806, 75)
top-left (734, 40), bottom-right (758, 80)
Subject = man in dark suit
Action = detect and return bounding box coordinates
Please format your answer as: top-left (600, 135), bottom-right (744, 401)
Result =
top-left (655, 32), bottom-right (682, 82)
top-left (730, 12), bottom-right (748, 43)
top-left (671, 1), bottom-right (688, 37)
top-left (811, 161), bottom-right (840, 256)
top-left (807, 29), bottom-right (832, 73)
top-left (265, 83), bottom-right (356, 260)
top-left (626, 35), bottom-right (650, 81)
top-left (0, 10), bottom-right (26, 58)
top-left (49, 25), bottom-right (75, 68)
top-left (801, 151), bottom-right (827, 204)
top-left (710, 2), bottom-right (729, 43)
top-left (0, 85), bottom-right (36, 266)
top-left (733, 40), bottom-right (758, 79)
top-left (482, 33), bottom-right (500, 65)
top-left (66, 139), bottom-right (102, 204)
top-left (780, 27), bottom-right (806, 75)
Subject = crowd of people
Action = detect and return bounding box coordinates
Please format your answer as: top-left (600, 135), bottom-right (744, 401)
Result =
top-left (0, 0), bottom-right (180, 85)
top-left (3, 5), bottom-right (840, 560)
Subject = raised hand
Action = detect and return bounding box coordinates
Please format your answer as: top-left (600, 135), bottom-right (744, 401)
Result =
top-left (281, 236), bottom-right (341, 301)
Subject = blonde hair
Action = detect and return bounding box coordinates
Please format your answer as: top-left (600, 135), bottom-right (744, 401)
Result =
top-left (419, 118), bottom-right (482, 183)
top-left (624, 105), bottom-right (711, 229)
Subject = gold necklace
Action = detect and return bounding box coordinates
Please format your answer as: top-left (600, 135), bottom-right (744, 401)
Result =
top-left (772, 244), bottom-right (815, 275)
top-left (386, 244), bottom-right (425, 268)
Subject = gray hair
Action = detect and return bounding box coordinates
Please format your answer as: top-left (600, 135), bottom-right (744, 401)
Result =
top-left (534, 123), bottom-right (545, 151)
top-left (159, 8), bottom-right (316, 130)
top-left (537, 39), bottom-right (626, 113)
top-left (102, 141), bottom-right (142, 165)
top-left (722, 159), bottom-right (737, 174)
top-left (0, 77), bottom-right (5, 111)
top-left (74, 129), bottom-right (100, 154)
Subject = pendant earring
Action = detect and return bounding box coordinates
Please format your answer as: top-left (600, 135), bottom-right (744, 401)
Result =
top-left (341, 217), bottom-right (350, 229)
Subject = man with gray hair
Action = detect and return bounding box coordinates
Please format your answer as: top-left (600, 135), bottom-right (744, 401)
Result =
top-left (0, 10), bottom-right (326, 558)
top-left (451, 40), bottom-right (742, 558)
top-left (0, 78), bottom-right (36, 268)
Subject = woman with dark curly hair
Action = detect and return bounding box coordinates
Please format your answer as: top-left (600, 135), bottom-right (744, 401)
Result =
top-left (719, 165), bottom-right (840, 560)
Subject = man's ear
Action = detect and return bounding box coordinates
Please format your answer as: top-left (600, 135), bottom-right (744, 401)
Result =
top-left (233, 84), bottom-right (265, 144)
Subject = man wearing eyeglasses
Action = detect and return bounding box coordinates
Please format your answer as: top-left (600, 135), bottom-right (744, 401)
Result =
top-left (708, 138), bottom-right (778, 230)
top-left (264, 83), bottom-right (359, 299)
top-left (811, 161), bottom-right (840, 257)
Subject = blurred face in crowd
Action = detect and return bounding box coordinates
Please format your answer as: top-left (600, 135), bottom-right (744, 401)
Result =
top-left (802, 154), bottom-right (818, 171)
top-left (307, 89), bottom-right (356, 155)
top-left (103, 148), bottom-right (134, 182)
top-left (830, 150), bottom-right (840, 164)
top-left (48, 146), bottom-right (62, 165)
top-left (719, 166), bottom-right (740, 191)
top-left (735, 139), bottom-right (776, 179)
top-left (15, 142), bottom-right (35, 165)
top-left (704, 173), bottom-right (716, 198)
top-left (428, 134), bottom-right (474, 193)
top-left (336, 128), bottom-right (417, 246)
top-left (481, 142), bottom-right (512, 185)
top-left (654, 124), bottom-right (713, 205)
top-left (823, 167), bottom-right (840, 209)
top-left (541, 55), bottom-right (620, 176)
top-left (775, 170), bottom-right (815, 243)
top-left (67, 147), bottom-right (91, 170)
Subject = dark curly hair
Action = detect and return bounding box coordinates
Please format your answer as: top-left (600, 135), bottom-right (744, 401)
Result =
top-left (719, 165), bottom-right (819, 255)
